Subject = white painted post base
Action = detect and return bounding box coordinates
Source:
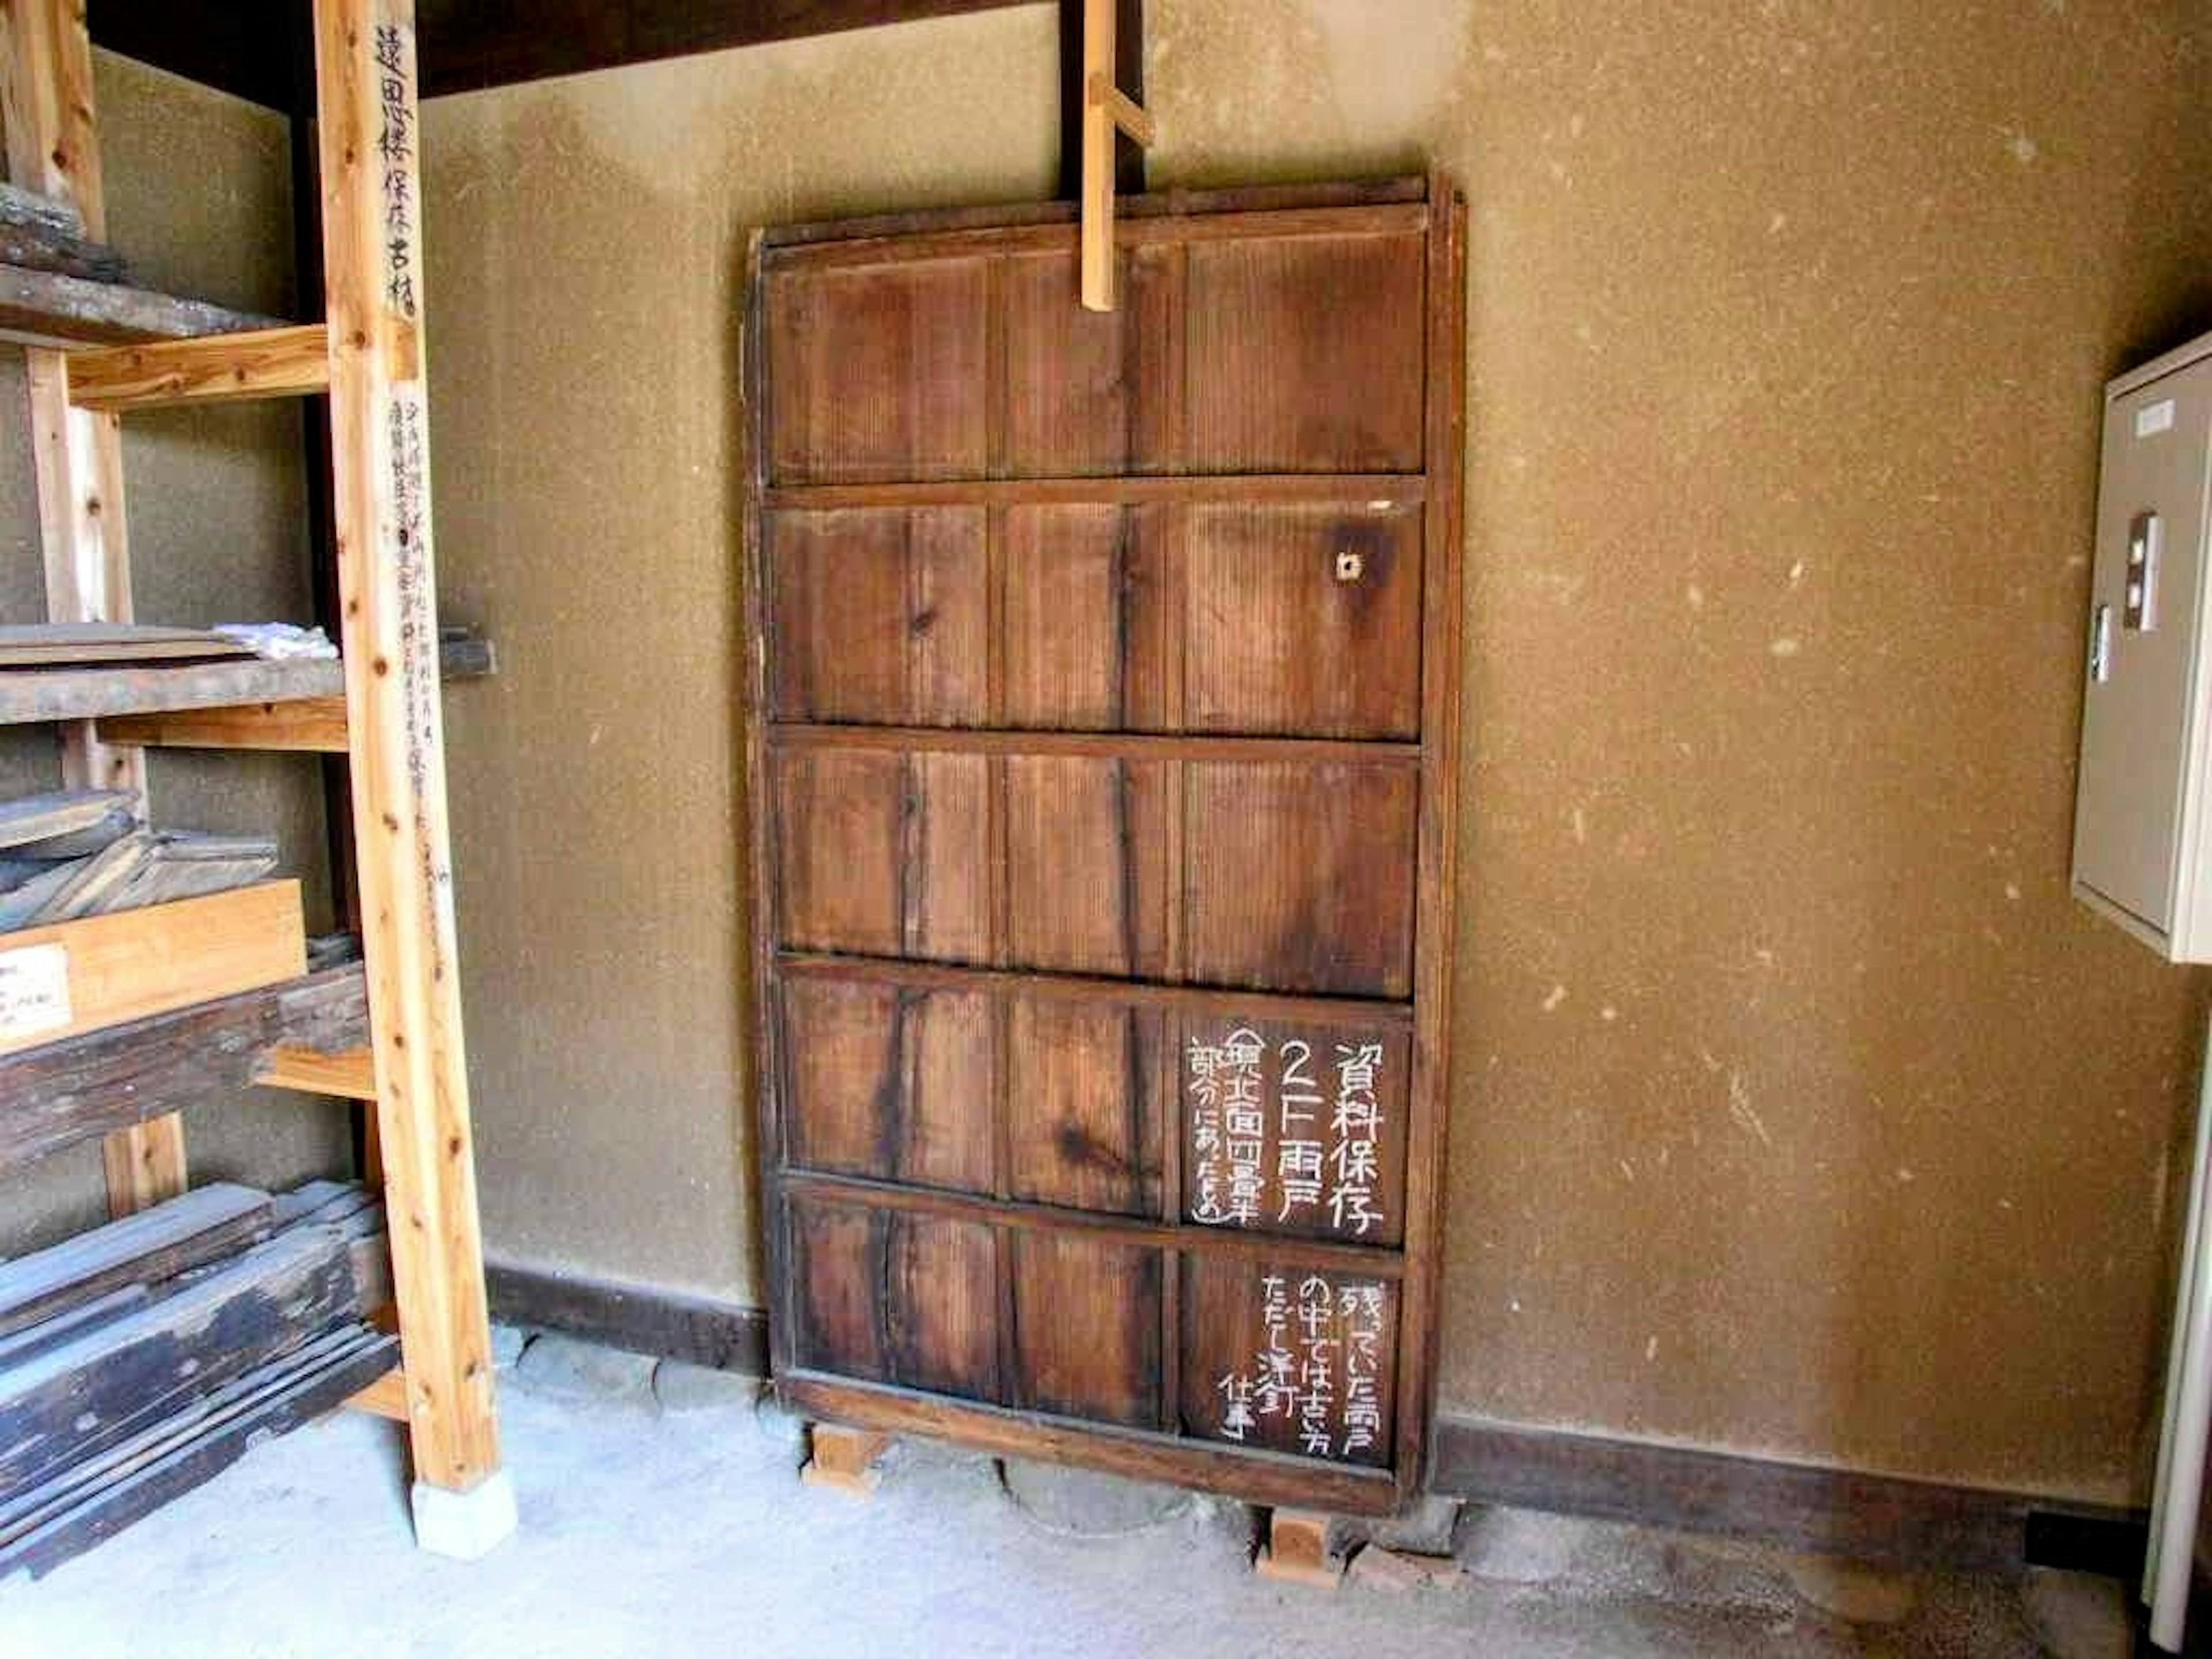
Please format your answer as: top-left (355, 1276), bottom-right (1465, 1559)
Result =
top-left (410, 1470), bottom-right (518, 1560)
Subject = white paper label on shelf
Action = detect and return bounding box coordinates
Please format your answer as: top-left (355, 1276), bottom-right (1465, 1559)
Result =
top-left (2138, 399), bottom-right (2177, 438)
top-left (0, 942), bottom-right (72, 1043)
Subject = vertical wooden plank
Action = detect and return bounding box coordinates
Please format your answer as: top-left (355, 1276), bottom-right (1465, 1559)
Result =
top-left (1392, 172), bottom-right (1468, 1498)
top-left (1078, 0), bottom-right (1116, 312)
top-left (312, 0), bottom-right (501, 1499)
top-left (1058, 0), bottom-right (1143, 200)
top-left (2, 0), bottom-right (181, 1217)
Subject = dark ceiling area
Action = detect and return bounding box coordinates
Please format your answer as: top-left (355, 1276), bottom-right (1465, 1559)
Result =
top-left (88, 1), bottom-right (1029, 112)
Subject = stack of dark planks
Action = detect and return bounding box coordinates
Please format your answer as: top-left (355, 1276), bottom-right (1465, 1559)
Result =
top-left (0, 1180), bottom-right (395, 1578)
top-left (0, 790), bottom-right (279, 933)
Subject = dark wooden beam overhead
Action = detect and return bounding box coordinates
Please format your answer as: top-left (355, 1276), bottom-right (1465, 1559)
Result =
top-left (413, 0), bottom-right (1032, 98)
top-left (86, 3), bottom-right (1040, 111)
top-left (88, 1), bottom-right (303, 113)
top-left (1059, 0), bottom-right (1142, 199)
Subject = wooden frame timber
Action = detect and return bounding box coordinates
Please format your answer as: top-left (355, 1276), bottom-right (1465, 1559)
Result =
top-left (0, 0), bottom-right (509, 1554)
top-left (3, 0), bottom-right (181, 1217)
top-left (744, 173), bottom-right (1468, 1517)
top-left (310, 0), bottom-right (505, 1513)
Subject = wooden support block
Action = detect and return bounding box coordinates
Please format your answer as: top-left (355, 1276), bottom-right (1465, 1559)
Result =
top-left (1256, 1509), bottom-right (1346, 1589)
top-left (0, 880), bottom-right (308, 1058)
top-left (255, 1043), bottom-right (376, 1100)
top-left (98, 697), bottom-right (351, 753)
top-left (65, 323), bottom-right (329, 412)
top-left (347, 1364), bottom-right (409, 1422)
top-left (801, 1423), bottom-right (892, 1497)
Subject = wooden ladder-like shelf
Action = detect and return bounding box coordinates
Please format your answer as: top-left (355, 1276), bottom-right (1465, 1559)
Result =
top-left (1, 0), bottom-right (512, 1554)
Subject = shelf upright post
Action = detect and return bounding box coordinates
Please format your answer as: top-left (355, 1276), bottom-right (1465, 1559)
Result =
top-left (1, 0), bottom-right (186, 1215)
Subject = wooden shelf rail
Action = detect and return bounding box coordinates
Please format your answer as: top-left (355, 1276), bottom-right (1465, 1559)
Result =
top-left (66, 323), bottom-right (331, 412)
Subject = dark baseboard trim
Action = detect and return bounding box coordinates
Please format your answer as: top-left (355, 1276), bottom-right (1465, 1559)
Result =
top-left (484, 1259), bottom-right (768, 1377)
top-left (1431, 1415), bottom-right (2146, 1578)
top-left (471, 1273), bottom-right (2145, 1580)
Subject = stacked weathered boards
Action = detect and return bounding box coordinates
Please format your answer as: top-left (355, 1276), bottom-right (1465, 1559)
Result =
top-left (0, 1180), bottom-right (393, 1578)
top-left (0, 791), bottom-right (279, 933)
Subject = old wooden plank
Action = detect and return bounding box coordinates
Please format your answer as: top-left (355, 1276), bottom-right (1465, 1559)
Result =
top-left (760, 474), bottom-right (1426, 510)
top-left (781, 1370), bottom-right (1399, 1516)
top-left (762, 202), bottom-right (1429, 272)
top-left (777, 950), bottom-right (1413, 1027)
top-left (0, 624), bottom-right (251, 666)
top-left (0, 790), bottom-right (132, 851)
top-left (65, 323), bottom-right (329, 412)
top-left (0, 1285), bottom-right (148, 1369)
top-left (0, 634), bottom-right (493, 728)
top-left (782, 1169), bottom-right (1404, 1280)
top-left (770, 725), bottom-right (1422, 767)
top-left (0, 265), bottom-right (278, 351)
top-left (0, 1328), bottom-right (399, 1580)
top-left (0, 881), bottom-right (306, 1055)
top-left (761, 178), bottom-right (1426, 249)
top-left (0, 1228), bottom-right (355, 1493)
top-left (0, 181), bottom-right (124, 281)
top-left (0, 963), bottom-right (368, 1172)
top-left (0, 1184), bottom-right (271, 1337)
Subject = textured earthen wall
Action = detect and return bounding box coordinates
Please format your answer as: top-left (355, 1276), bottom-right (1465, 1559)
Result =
top-left (422, 1), bottom-right (2212, 1502)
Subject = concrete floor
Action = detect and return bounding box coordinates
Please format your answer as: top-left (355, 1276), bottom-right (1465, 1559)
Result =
top-left (0, 1331), bottom-right (2124, 1658)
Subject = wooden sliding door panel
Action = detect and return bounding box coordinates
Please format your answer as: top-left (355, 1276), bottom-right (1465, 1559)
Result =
top-left (749, 177), bottom-right (1466, 1514)
top-left (1179, 1255), bottom-right (1397, 1468)
top-left (767, 509), bottom-right (988, 726)
top-left (1182, 1017), bottom-right (1408, 1247)
top-left (765, 260), bottom-right (990, 483)
top-left (1001, 247), bottom-right (1177, 476)
top-left (1184, 762), bottom-right (1419, 997)
top-left (774, 749), bottom-right (991, 962)
top-left (1183, 503), bottom-right (1424, 739)
top-left (1005, 998), bottom-right (1166, 1218)
top-left (1010, 1232), bottom-right (1162, 1427)
top-left (1183, 233), bottom-right (1427, 474)
top-left (781, 978), bottom-right (995, 1195)
top-left (1002, 505), bottom-right (1173, 731)
top-left (1002, 755), bottom-right (1171, 976)
top-left (789, 1199), bottom-right (1002, 1402)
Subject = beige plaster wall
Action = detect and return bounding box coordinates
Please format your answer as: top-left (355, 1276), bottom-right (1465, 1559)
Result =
top-left (0, 52), bottom-right (348, 1254)
top-left (421, 1), bottom-right (2212, 1503)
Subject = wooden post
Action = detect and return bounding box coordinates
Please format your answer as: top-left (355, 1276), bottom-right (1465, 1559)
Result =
top-left (311, 0), bottom-right (510, 1554)
top-left (1, 0), bottom-right (186, 1217)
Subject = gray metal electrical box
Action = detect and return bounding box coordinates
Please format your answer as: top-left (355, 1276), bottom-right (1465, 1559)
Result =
top-left (2074, 330), bottom-right (2212, 961)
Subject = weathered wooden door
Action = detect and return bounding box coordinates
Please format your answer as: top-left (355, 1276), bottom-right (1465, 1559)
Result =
top-left (744, 175), bottom-right (1465, 1514)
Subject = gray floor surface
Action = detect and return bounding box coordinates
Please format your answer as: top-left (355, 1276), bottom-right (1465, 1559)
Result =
top-left (0, 1331), bottom-right (2113, 1658)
